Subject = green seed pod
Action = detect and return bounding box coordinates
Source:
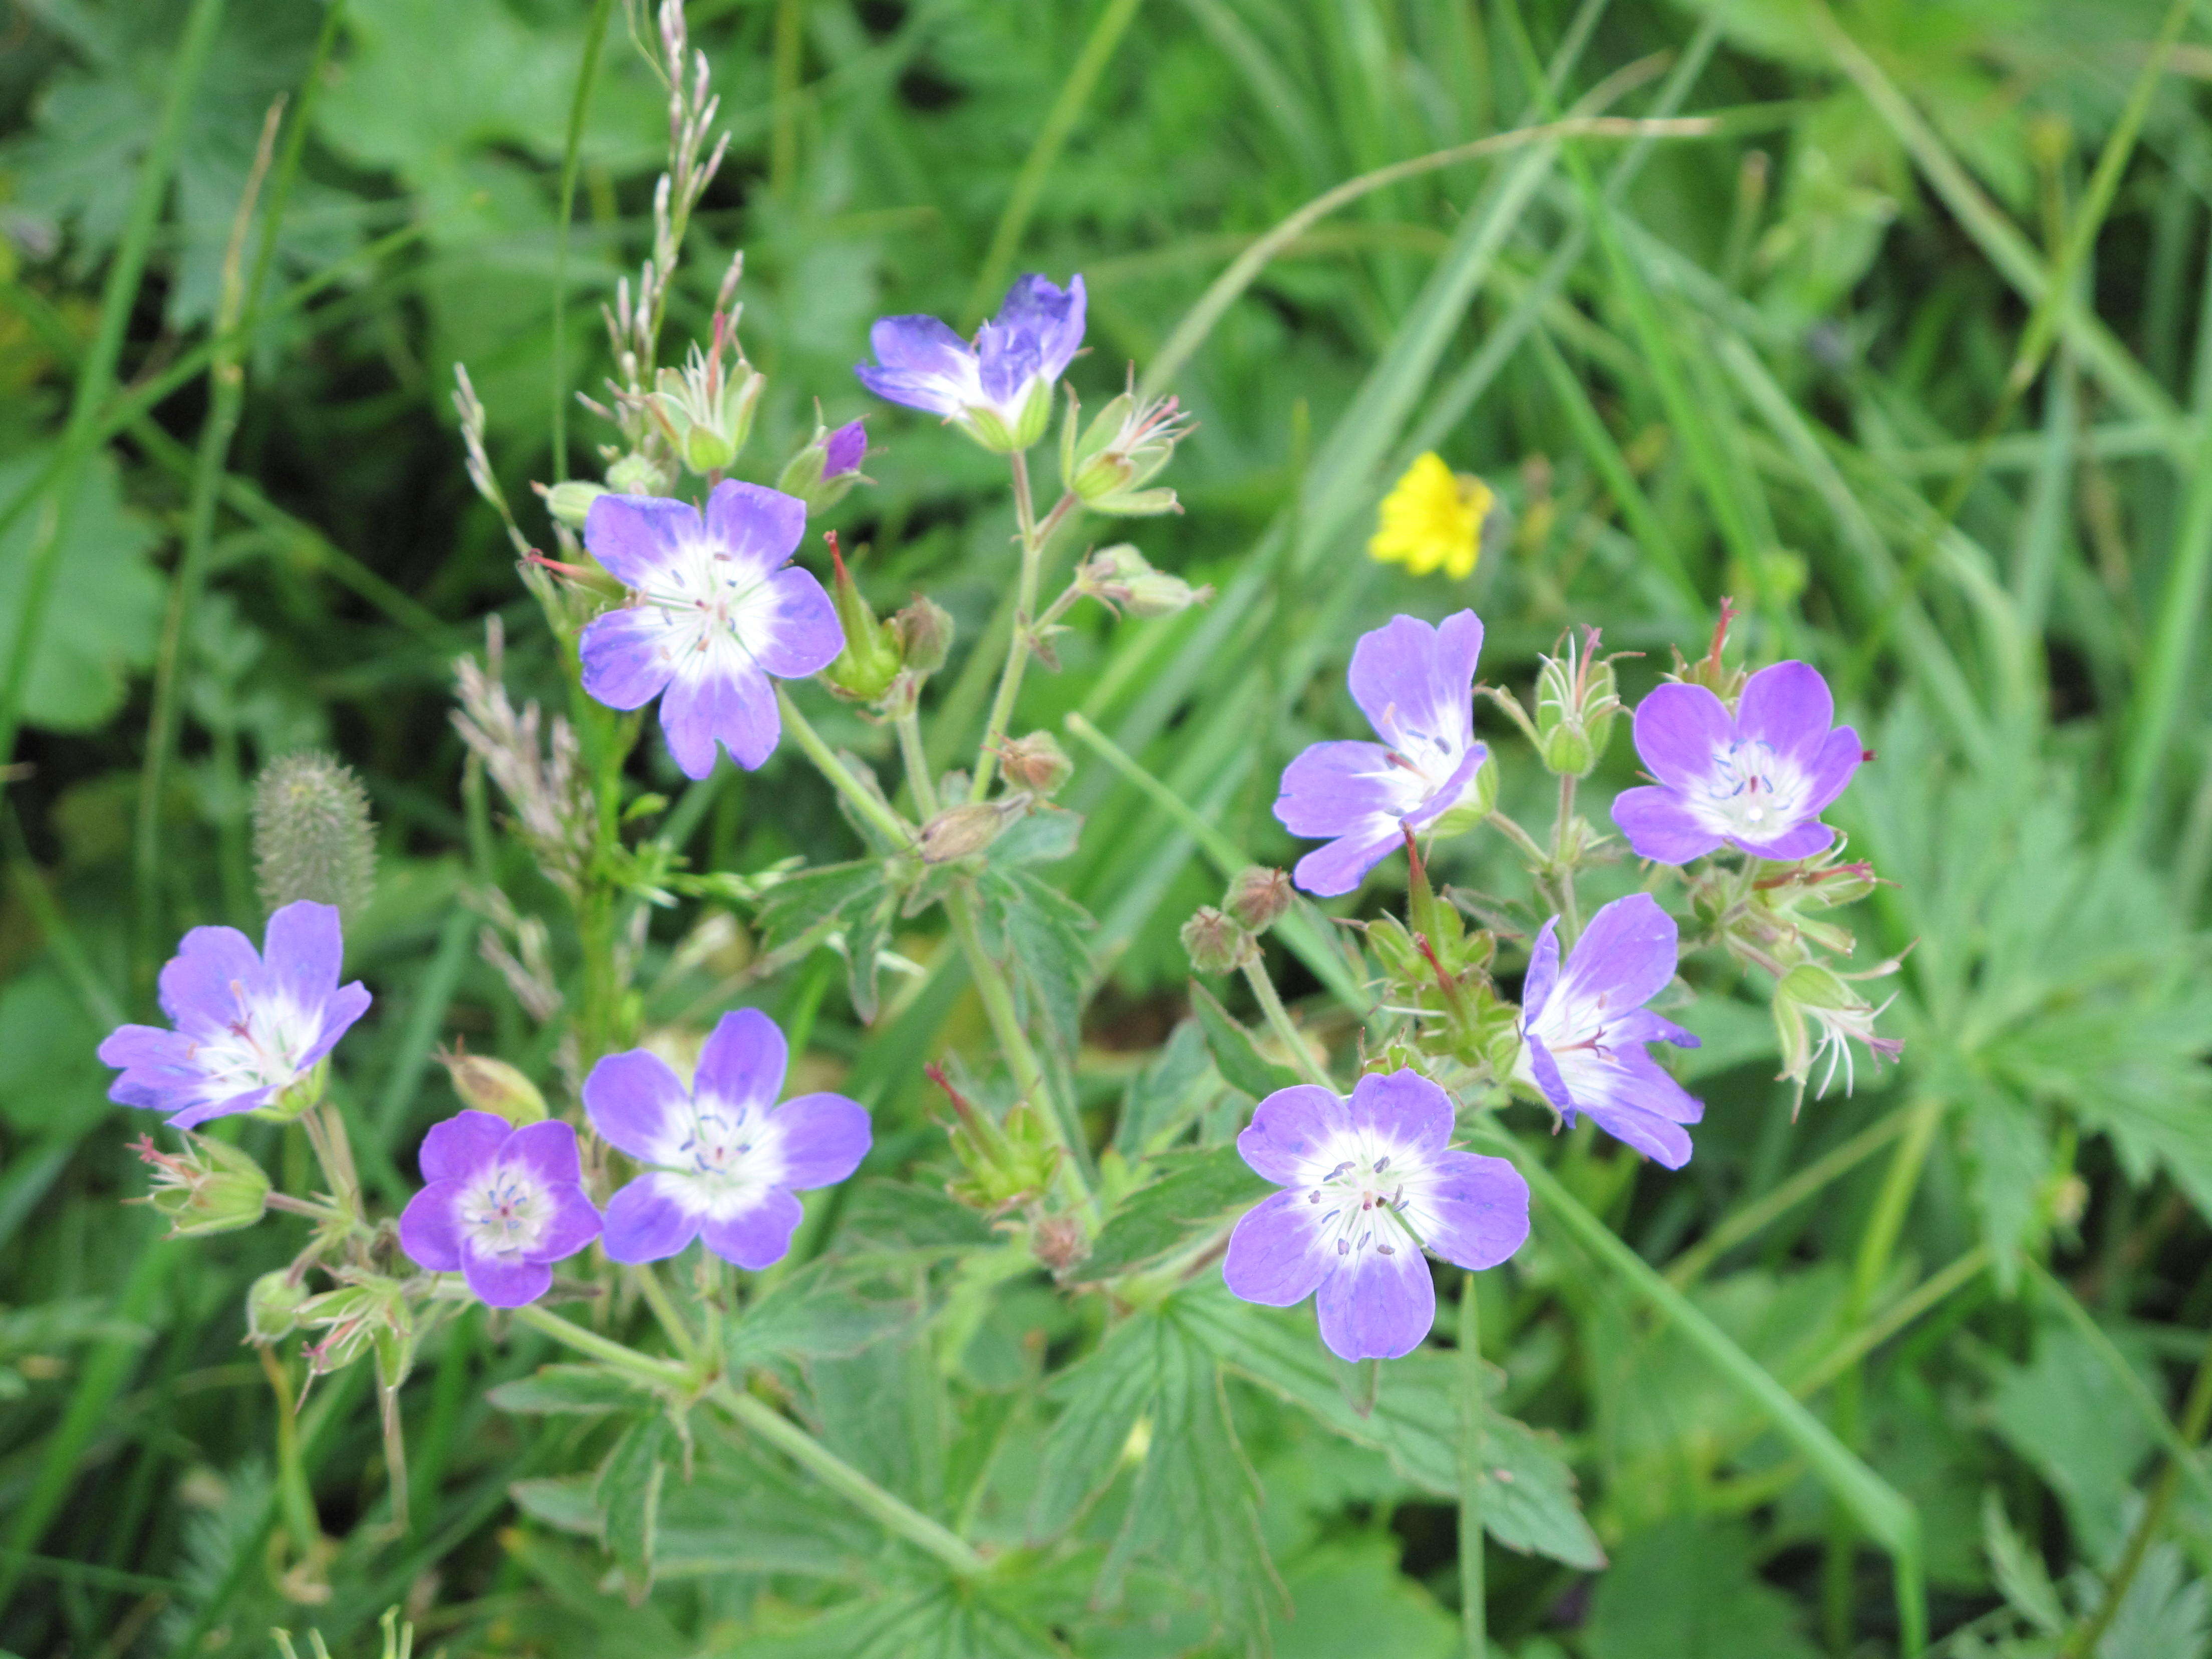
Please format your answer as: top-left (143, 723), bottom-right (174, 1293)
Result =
top-left (246, 1271), bottom-right (311, 1343)
top-left (1180, 906), bottom-right (1257, 975)
top-left (252, 752), bottom-right (377, 922)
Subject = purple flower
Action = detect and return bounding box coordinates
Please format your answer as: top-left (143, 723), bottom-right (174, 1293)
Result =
top-left (398, 1113), bottom-right (602, 1307)
top-left (822, 419), bottom-right (867, 479)
top-left (1516, 894), bottom-right (1703, 1169)
top-left (582, 1008), bottom-right (870, 1269)
top-left (1223, 1069), bottom-right (1528, 1362)
top-left (580, 480), bottom-right (843, 779)
top-left (1274, 611), bottom-right (1490, 897)
top-left (1611, 661), bottom-right (1864, 864)
top-left (97, 901), bottom-right (371, 1129)
top-left (856, 274), bottom-right (1086, 450)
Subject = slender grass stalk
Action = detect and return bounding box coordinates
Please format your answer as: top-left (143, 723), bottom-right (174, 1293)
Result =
top-left (770, 0), bottom-right (805, 197)
top-left (551, 0), bottom-right (619, 476)
top-left (0, 0), bottom-right (231, 777)
top-left (1471, 1125), bottom-right (1928, 1653)
top-left (1458, 1272), bottom-right (1486, 1659)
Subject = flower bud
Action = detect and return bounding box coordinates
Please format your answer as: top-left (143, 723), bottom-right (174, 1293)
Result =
top-left (1181, 906), bottom-right (1257, 975)
top-left (133, 1133), bottom-right (270, 1238)
top-left (777, 419), bottom-right (869, 514)
top-left (1062, 384), bottom-right (1190, 517)
top-left (649, 353), bottom-right (765, 477)
top-left (820, 534), bottom-right (903, 703)
top-left (920, 798), bottom-right (1024, 864)
top-left (998, 731), bottom-right (1072, 796)
top-left (1676, 599), bottom-right (1748, 704)
top-left (253, 752), bottom-right (378, 922)
top-left (1223, 866), bottom-right (1292, 933)
top-left (298, 1277), bottom-right (412, 1386)
top-left (893, 594), bottom-right (954, 677)
top-left (246, 1271), bottom-right (311, 1343)
top-left (1534, 630), bottom-right (1620, 780)
top-left (438, 1048), bottom-right (546, 1125)
top-left (605, 451), bottom-right (674, 497)
top-left (1081, 546), bottom-right (1211, 618)
top-left (1777, 962), bottom-right (1856, 1011)
top-left (540, 480), bottom-right (605, 529)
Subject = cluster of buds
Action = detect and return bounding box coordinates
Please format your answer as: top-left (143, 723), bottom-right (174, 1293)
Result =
top-left (1484, 626), bottom-right (1625, 781)
top-left (132, 1134), bottom-right (270, 1238)
top-left (1362, 837), bottom-right (1519, 1075)
top-left (1077, 544), bottom-right (1212, 619)
top-left (1060, 378), bottom-right (1191, 516)
top-left (928, 1063), bottom-right (1060, 1217)
top-left (1181, 866), bottom-right (1293, 976)
top-left (639, 309), bottom-right (764, 478)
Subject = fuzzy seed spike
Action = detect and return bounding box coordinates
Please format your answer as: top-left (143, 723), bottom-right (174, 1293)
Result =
top-left (252, 751), bottom-right (378, 921)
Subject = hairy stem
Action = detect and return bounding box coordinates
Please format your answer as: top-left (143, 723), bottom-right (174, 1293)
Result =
top-left (510, 1303), bottom-right (692, 1388)
top-left (969, 457), bottom-right (1079, 801)
top-left (1550, 773), bottom-right (1582, 941)
top-left (776, 687), bottom-right (915, 847)
top-left (1240, 958), bottom-right (1331, 1089)
top-left (895, 705), bottom-right (941, 818)
top-left (256, 1343), bottom-right (322, 1555)
top-left (631, 1264), bottom-right (699, 1363)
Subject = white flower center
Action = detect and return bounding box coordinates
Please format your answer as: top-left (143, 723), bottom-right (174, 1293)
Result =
top-left (638, 537), bottom-right (781, 669)
top-left (1701, 737), bottom-right (1805, 839)
top-left (1301, 1131), bottom-right (1427, 1264)
top-left (460, 1161), bottom-right (552, 1257)
top-left (659, 1098), bottom-right (785, 1220)
top-left (189, 982), bottom-right (320, 1103)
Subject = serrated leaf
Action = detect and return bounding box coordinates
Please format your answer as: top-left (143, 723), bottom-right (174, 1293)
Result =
top-left (1189, 980), bottom-right (1301, 1099)
top-left (726, 1262), bottom-right (906, 1371)
top-left (1028, 1312), bottom-right (1173, 1540)
top-left (987, 806), bottom-right (1083, 866)
top-left (1179, 1284), bottom-right (1605, 1568)
top-left (509, 1474), bottom-right (602, 1537)
top-left (1077, 1146), bottom-right (1271, 1281)
top-left (1583, 1517), bottom-right (1817, 1659)
top-left (841, 1179), bottom-right (996, 1251)
top-left (758, 860), bottom-right (890, 947)
top-left (1114, 1017), bottom-right (1218, 1155)
top-left (1981, 1489), bottom-right (2064, 1634)
top-left (976, 867), bottom-right (1093, 1055)
top-left (595, 1414), bottom-right (674, 1601)
top-left (487, 1363), bottom-right (648, 1416)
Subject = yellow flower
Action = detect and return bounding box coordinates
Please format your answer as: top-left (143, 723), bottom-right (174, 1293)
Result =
top-left (1367, 452), bottom-right (1494, 580)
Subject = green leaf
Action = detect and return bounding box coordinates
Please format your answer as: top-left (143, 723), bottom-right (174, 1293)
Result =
top-left (1113, 1016), bottom-right (1218, 1154)
top-left (0, 963), bottom-right (111, 1137)
top-left (1077, 1146), bottom-right (1271, 1281)
top-left (976, 867), bottom-right (1093, 1054)
top-left (509, 1473), bottom-right (601, 1537)
top-left (1583, 1517), bottom-right (1819, 1659)
top-left (0, 449), bottom-right (162, 732)
top-left (1178, 1284), bottom-right (1605, 1569)
top-left (486, 1363), bottom-right (648, 1416)
top-left (1028, 1312), bottom-right (1162, 1540)
top-left (1981, 1489), bottom-right (2064, 1635)
top-left (594, 1414), bottom-right (674, 1600)
top-left (986, 805), bottom-right (1083, 866)
top-left (841, 1179), bottom-right (996, 1252)
top-left (1987, 1317), bottom-right (2158, 1562)
top-left (1188, 980), bottom-right (1300, 1099)
top-left (758, 859), bottom-right (900, 1022)
top-left (726, 1262), bottom-right (906, 1371)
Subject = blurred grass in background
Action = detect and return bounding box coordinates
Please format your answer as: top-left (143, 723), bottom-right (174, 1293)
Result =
top-left (3, 0), bottom-right (2212, 1654)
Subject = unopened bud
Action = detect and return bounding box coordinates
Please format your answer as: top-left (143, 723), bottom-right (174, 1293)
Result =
top-left (1777, 962), bottom-right (1857, 1012)
top-left (246, 1271), bottom-right (311, 1343)
top-left (1082, 547), bottom-right (1211, 618)
top-left (1123, 571), bottom-right (1212, 618)
top-left (1181, 906), bottom-right (1257, 975)
top-left (1224, 866), bottom-right (1292, 933)
top-left (1534, 632), bottom-right (1620, 780)
top-left (920, 799), bottom-right (1023, 864)
top-left (133, 1133), bottom-right (270, 1238)
top-left (998, 731), bottom-right (1072, 796)
top-left (253, 752), bottom-right (378, 921)
top-left (540, 479), bottom-right (605, 529)
top-left (605, 452), bottom-right (674, 497)
top-left (650, 356), bottom-right (765, 476)
top-left (777, 419), bottom-right (869, 513)
top-left (820, 534), bottom-right (902, 703)
top-left (892, 594), bottom-right (954, 677)
top-left (438, 1049), bottom-right (546, 1125)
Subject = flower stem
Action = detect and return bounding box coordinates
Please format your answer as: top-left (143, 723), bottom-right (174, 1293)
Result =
top-left (1458, 1271), bottom-right (1487, 1659)
top-left (895, 705), bottom-right (941, 817)
top-left (256, 1343), bottom-right (322, 1555)
top-left (630, 1264), bottom-right (699, 1363)
top-left (510, 1302), bottom-right (693, 1389)
top-left (1240, 958), bottom-right (1331, 1090)
top-left (944, 885), bottom-right (1097, 1205)
top-left (969, 457), bottom-right (1078, 802)
top-left (1484, 808), bottom-right (1549, 869)
top-left (709, 1380), bottom-right (989, 1577)
top-left (1550, 773), bottom-right (1582, 942)
top-left (776, 687), bottom-right (915, 847)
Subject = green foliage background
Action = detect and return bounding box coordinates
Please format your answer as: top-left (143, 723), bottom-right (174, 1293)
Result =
top-left (3, 0), bottom-right (2212, 1654)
